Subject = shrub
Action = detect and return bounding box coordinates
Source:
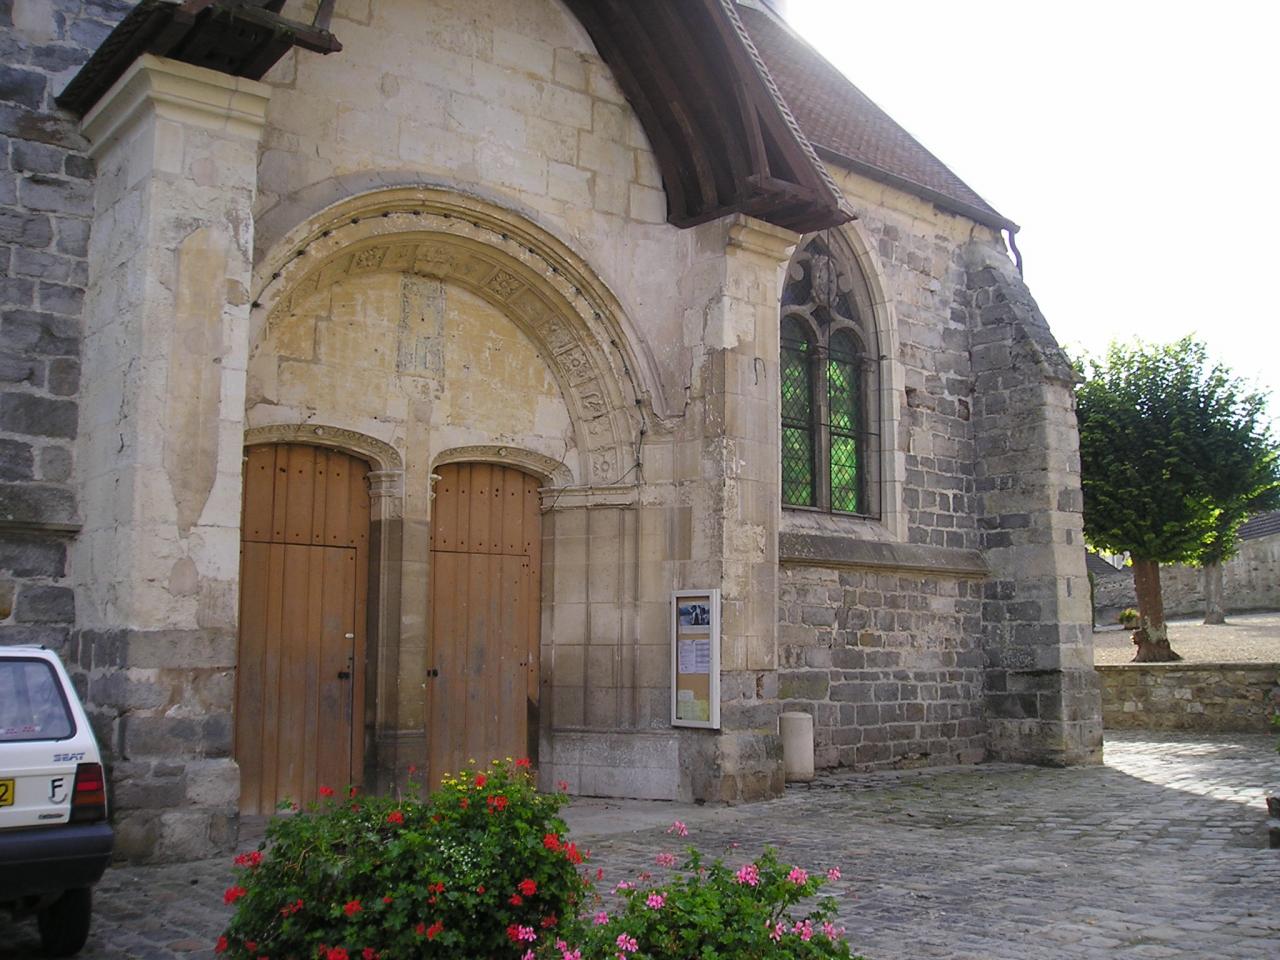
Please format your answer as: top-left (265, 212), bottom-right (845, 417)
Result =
top-left (216, 759), bottom-right (589, 960)
top-left (540, 844), bottom-right (860, 960)
top-left (1118, 608), bottom-right (1141, 629)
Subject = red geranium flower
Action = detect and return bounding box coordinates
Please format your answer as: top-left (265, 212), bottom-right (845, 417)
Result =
top-left (224, 885), bottom-right (247, 905)
top-left (564, 842), bottom-right (583, 864)
top-left (476, 885), bottom-right (485, 894)
top-left (474, 773), bottom-right (487, 788)
top-left (234, 850), bottom-right (263, 868)
top-left (427, 920), bottom-right (444, 940)
top-left (215, 937), bottom-right (229, 954)
top-left (343, 899), bottom-right (362, 917)
top-left (543, 833), bottom-right (561, 851)
top-left (518, 878), bottom-right (537, 896)
top-left (514, 757), bottom-right (532, 768)
top-left (319, 785), bottom-right (335, 798)
top-left (326, 949), bottom-right (348, 960)
top-left (459, 798), bottom-right (469, 810)
top-left (540, 914), bottom-right (557, 928)
top-left (362, 950), bottom-right (379, 960)
top-left (415, 922), bottom-right (426, 936)
top-left (509, 894), bottom-right (524, 906)
top-left (386, 810), bottom-right (405, 826)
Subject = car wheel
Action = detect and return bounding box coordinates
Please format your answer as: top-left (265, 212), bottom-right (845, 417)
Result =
top-left (37, 888), bottom-right (92, 957)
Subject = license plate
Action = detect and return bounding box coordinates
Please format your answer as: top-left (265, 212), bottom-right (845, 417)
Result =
top-left (0, 778), bottom-right (13, 807)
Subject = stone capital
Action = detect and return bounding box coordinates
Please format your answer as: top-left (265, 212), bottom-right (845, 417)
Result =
top-left (81, 53), bottom-right (272, 159)
top-left (726, 215), bottom-right (800, 268)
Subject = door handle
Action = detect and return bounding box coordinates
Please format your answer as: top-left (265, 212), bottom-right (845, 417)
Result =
top-left (337, 670), bottom-right (351, 680)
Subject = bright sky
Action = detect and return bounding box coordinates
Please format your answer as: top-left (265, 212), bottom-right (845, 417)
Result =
top-left (787, 0), bottom-right (1280, 430)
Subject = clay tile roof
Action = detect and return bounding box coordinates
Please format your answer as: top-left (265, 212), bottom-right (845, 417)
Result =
top-left (1239, 510), bottom-right (1280, 542)
top-left (737, 4), bottom-right (1016, 232)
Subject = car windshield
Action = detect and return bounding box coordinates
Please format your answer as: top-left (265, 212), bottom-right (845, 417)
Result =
top-left (0, 658), bottom-right (75, 742)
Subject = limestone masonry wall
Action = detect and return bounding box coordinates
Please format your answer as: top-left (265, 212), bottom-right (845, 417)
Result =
top-left (0, 0), bottom-right (127, 653)
top-left (1092, 535), bottom-right (1280, 625)
top-left (1098, 663), bottom-right (1280, 733)
top-left (778, 564), bottom-right (986, 769)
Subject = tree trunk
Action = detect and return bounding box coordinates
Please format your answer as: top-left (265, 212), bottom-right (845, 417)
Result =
top-left (1202, 562), bottom-right (1226, 624)
top-left (1131, 558), bottom-right (1182, 662)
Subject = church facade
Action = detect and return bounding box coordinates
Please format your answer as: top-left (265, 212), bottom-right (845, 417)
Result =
top-left (0, 0), bottom-right (1102, 861)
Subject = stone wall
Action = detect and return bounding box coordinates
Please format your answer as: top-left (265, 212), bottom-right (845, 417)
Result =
top-left (778, 561), bottom-right (987, 770)
top-left (0, 0), bottom-right (127, 653)
top-left (1092, 536), bottom-right (1280, 625)
top-left (1098, 662), bottom-right (1280, 733)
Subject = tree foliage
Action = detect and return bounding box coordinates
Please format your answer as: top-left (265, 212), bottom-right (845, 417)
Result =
top-left (1076, 337), bottom-right (1277, 564)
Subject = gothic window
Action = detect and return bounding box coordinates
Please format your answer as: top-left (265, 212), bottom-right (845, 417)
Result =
top-left (780, 236), bottom-right (880, 516)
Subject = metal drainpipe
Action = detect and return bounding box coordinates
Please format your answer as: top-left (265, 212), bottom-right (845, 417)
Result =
top-left (1006, 228), bottom-right (1024, 276)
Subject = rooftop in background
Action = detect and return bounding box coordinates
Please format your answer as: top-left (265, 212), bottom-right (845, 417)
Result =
top-left (1239, 511), bottom-right (1280, 542)
top-left (738, 1), bottom-right (1016, 233)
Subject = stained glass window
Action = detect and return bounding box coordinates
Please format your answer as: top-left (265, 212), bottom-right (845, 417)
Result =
top-left (828, 330), bottom-right (861, 513)
top-left (779, 237), bottom-right (878, 517)
top-left (780, 317), bottom-right (814, 507)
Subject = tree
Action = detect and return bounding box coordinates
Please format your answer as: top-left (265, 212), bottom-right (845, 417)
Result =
top-left (1075, 337), bottom-right (1277, 661)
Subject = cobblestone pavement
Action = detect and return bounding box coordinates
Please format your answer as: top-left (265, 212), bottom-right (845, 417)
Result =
top-left (4, 731), bottom-right (1277, 959)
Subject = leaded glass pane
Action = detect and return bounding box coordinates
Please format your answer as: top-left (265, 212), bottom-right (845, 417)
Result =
top-left (780, 320), bottom-right (815, 506)
top-left (828, 331), bottom-right (860, 512)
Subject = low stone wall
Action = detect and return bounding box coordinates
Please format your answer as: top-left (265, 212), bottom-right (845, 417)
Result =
top-left (1098, 662), bottom-right (1280, 732)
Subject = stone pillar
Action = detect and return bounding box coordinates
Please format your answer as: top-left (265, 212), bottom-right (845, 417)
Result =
top-left (68, 55), bottom-right (270, 861)
top-left (965, 240), bottom-right (1103, 765)
top-left (681, 216), bottom-right (797, 802)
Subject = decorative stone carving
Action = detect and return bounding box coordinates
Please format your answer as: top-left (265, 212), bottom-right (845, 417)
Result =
top-left (431, 445), bottom-right (573, 488)
top-left (244, 423), bottom-right (404, 470)
top-left (253, 188), bottom-right (651, 486)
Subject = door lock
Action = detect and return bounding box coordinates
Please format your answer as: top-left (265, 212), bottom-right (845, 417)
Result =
top-left (337, 670), bottom-right (351, 680)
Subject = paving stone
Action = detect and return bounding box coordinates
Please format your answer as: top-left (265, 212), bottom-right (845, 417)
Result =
top-left (0, 732), bottom-right (1277, 959)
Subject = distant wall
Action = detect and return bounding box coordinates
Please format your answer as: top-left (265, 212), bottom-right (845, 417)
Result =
top-left (1098, 662), bottom-right (1280, 733)
top-left (1092, 535), bottom-right (1280, 625)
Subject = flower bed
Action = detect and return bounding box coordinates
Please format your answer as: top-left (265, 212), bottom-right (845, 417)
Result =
top-left (218, 762), bottom-right (861, 959)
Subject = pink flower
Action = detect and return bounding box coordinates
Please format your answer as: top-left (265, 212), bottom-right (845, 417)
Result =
top-left (787, 866), bottom-right (808, 885)
top-left (827, 866), bottom-right (842, 881)
top-left (594, 910), bottom-right (610, 926)
top-left (522, 952), bottom-right (535, 960)
top-left (616, 933), bottom-right (639, 952)
top-left (613, 881), bottom-right (633, 892)
top-left (734, 863), bottom-right (760, 887)
top-left (768, 921), bottom-right (785, 942)
top-left (822, 921), bottom-right (840, 939)
top-left (515, 925), bottom-right (537, 943)
top-left (557, 779), bottom-right (570, 792)
top-left (655, 852), bottom-right (676, 868)
top-left (794, 919), bottom-right (814, 941)
top-left (562, 951), bottom-right (581, 960)
top-left (645, 892), bottom-right (665, 910)
top-left (667, 820), bottom-right (689, 837)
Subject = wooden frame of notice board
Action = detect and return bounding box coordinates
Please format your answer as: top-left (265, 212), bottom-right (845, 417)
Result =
top-left (671, 589), bottom-right (720, 729)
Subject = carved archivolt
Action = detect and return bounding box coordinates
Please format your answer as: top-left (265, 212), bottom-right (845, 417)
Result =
top-left (245, 423), bottom-right (403, 470)
top-left (252, 188), bottom-right (646, 487)
top-left (432, 445), bottom-right (574, 488)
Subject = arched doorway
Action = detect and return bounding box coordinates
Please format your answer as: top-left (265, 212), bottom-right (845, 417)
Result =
top-left (235, 443), bottom-right (371, 813)
top-left (427, 462), bottom-right (541, 784)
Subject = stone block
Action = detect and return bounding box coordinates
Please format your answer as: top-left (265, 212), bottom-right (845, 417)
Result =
top-left (0, 65), bottom-right (46, 111)
top-left (14, 583), bottom-right (74, 627)
top-left (0, 391), bottom-right (77, 437)
top-left (0, 438), bottom-right (35, 480)
top-left (0, 208), bottom-right (52, 246)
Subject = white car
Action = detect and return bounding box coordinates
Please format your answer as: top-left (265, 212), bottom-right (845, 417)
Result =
top-left (0, 645), bottom-right (114, 956)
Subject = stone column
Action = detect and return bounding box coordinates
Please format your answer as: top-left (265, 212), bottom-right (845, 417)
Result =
top-left (964, 240), bottom-right (1103, 766)
top-left (681, 216), bottom-right (797, 802)
top-left (69, 55), bottom-right (270, 861)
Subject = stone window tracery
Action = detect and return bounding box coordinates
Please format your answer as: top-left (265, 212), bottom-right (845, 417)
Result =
top-left (780, 236), bottom-right (881, 516)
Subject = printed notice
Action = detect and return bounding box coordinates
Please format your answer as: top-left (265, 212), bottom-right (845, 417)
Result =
top-left (677, 639), bottom-right (711, 675)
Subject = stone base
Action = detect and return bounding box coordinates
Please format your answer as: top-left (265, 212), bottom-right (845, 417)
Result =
top-left (110, 757), bottom-right (239, 863)
top-left (545, 731), bottom-right (683, 801)
top-left (986, 668), bottom-right (1103, 766)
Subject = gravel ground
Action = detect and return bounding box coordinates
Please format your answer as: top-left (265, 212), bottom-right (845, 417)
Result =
top-left (1093, 610), bottom-right (1280, 665)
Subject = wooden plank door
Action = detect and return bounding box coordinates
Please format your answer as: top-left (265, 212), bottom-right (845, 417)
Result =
top-left (427, 463), bottom-right (541, 785)
top-left (236, 444), bottom-right (370, 814)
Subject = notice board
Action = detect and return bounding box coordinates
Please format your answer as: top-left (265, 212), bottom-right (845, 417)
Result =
top-left (671, 589), bottom-right (720, 729)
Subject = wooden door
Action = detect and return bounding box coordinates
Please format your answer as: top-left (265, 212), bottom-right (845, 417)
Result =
top-left (427, 463), bottom-right (541, 785)
top-left (236, 444), bottom-right (370, 814)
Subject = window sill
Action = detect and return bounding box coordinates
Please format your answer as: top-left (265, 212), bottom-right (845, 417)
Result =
top-left (779, 527), bottom-right (988, 579)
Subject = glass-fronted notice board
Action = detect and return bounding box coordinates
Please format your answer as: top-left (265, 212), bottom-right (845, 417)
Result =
top-left (671, 589), bottom-right (720, 729)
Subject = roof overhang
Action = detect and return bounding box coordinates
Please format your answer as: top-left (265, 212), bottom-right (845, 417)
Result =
top-left (57, 0), bottom-right (341, 117)
top-left (560, 0), bottom-right (852, 233)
